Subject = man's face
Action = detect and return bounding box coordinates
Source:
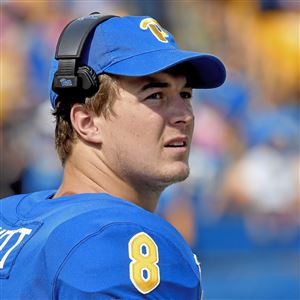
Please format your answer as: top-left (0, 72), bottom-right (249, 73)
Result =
top-left (98, 71), bottom-right (194, 190)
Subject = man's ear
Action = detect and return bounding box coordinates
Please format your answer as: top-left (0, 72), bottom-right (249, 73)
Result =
top-left (70, 104), bottom-right (102, 144)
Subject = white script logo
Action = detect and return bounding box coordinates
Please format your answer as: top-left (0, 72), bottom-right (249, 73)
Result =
top-left (0, 227), bottom-right (32, 269)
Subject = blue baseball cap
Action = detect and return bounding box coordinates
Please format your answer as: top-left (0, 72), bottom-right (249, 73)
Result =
top-left (49, 15), bottom-right (226, 108)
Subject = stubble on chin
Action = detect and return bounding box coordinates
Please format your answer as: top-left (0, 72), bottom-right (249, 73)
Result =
top-left (163, 165), bottom-right (190, 185)
top-left (147, 163), bottom-right (190, 192)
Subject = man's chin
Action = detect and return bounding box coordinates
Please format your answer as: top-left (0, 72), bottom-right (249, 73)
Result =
top-left (159, 163), bottom-right (190, 186)
top-left (140, 162), bottom-right (190, 192)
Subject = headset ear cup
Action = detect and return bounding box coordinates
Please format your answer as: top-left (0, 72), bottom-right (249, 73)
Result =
top-left (77, 66), bottom-right (99, 97)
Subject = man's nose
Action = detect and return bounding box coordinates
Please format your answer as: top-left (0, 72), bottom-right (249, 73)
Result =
top-left (168, 95), bottom-right (194, 127)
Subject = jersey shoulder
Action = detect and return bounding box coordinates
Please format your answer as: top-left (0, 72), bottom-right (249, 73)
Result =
top-left (45, 198), bottom-right (202, 299)
top-left (0, 192), bottom-right (52, 280)
top-left (1, 192), bottom-right (202, 298)
top-left (1, 193), bottom-right (30, 224)
top-left (0, 190), bottom-right (56, 224)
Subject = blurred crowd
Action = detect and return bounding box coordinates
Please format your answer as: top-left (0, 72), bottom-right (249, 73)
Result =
top-left (158, 0), bottom-right (300, 248)
top-left (1, 1), bottom-right (299, 299)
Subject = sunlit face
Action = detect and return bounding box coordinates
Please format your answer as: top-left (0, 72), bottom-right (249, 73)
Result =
top-left (98, 71), bottom-right (194, 191)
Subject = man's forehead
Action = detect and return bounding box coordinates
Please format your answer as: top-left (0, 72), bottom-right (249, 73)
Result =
top-left (118, 71), bottom-right (189, 89)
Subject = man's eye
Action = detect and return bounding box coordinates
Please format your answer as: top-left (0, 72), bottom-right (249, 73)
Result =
top-left (180, 91), bottom-right (192, 99)
top-left (146, 92), bottom-right (163, 100)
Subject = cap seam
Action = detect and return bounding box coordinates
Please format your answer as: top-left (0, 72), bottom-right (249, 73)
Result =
top-left (102, 47), bottom-right (178, 71)
top-left (97, 25), bottom-right (111, 71)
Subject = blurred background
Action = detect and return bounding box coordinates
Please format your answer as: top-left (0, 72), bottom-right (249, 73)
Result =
top-left (1, 1), bottom-right (299, 299)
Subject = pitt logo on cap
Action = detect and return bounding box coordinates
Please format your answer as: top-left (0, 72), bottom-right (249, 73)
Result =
top-left (140, 18), bottom-right (169, 43)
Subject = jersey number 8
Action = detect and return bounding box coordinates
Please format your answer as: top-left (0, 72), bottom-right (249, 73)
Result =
top-left (128, 232), bottom-right (160, 294)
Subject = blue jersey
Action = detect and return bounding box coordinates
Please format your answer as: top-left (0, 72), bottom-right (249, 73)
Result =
top-left (0, 191), bottom-right (202, 299)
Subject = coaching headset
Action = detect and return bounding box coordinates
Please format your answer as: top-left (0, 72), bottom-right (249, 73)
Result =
top-left (52, 12), bottom-right (117, 102)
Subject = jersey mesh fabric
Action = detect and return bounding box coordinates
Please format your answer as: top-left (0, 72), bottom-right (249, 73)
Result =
top-left (0, 191), bottom-right (202, 299)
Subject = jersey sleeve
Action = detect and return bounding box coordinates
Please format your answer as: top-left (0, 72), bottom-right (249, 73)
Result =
top-left (50, 223), bottom-right (201, 300)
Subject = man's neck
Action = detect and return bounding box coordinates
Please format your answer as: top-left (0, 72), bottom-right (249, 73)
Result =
top-left (53, 157), bottom-right (161, 212)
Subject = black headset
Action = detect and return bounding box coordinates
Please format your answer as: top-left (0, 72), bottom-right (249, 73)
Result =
top-left (52, 12), bottom-right (117, 102)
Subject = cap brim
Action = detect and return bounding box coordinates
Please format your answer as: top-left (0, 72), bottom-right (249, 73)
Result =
top-left (103, 49), bottom-right (226, 88)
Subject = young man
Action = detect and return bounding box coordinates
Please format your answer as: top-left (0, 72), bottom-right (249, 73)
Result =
top-left (0, 14), bottom-right (225, 299)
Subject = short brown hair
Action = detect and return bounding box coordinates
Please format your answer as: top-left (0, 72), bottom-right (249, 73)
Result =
top-left (53, 74), bottom-right (119, 165)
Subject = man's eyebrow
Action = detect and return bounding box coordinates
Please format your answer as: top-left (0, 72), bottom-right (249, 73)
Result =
top-left (140, 81), bottom-right (170, 92)
top-left (139, 80), bottom-right (190, 92)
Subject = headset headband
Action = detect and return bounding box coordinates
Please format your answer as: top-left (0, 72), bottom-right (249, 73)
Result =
top-left (55, 13), bottom-right (117, 59)
top-left (52, 13), bottom-right (118, 101)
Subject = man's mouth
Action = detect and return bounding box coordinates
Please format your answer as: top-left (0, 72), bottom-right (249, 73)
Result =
top-left (164, 137), bottom-right (188, 148)
top-left (165, 141), bottom-right (187, 147)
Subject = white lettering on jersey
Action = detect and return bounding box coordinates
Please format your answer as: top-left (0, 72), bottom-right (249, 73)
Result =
top-left (0, 227), bottom-right (32, 269)
top-left (193, 254), bottom-right (204, 299)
